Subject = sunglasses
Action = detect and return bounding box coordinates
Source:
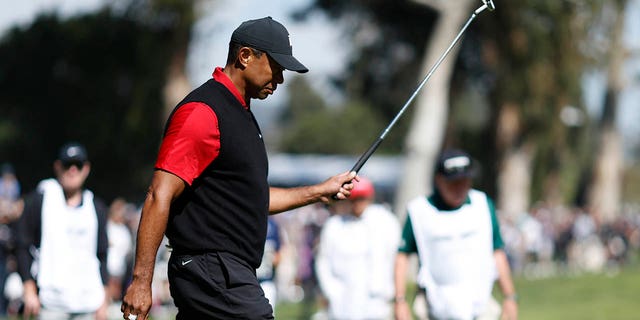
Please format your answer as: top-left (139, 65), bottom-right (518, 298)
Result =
top-left (61, 160), bottom-right (85, 170)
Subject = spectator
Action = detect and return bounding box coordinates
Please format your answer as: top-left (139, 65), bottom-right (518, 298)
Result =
top-left (106, 198), bottom-right (133, 303)
top-left (394, 149), bottom-right (518, 320)
top-left (518, 209), bottom-right (545, 266)
top-left (0, 163), bottom-right (23, 316)
top-left (0, 163), bottom-right (20, 204)
top-left (257, 217), bottom-right (282, 312)
top-left (499, 215), bottom-right (524, 274)
top-left (316, 177), bottom-right (400, 320)
top-left (16, 142), bottom-right (109, 319)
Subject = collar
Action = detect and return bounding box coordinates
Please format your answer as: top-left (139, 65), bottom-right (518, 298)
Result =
top-left (212, 67), bottom-right (248, 109)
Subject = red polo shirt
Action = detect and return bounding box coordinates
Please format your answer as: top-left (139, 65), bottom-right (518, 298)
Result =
top-left (155, 67), bottom-right (247, 185)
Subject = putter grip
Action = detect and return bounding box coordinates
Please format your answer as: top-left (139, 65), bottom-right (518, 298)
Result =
top-left (331, 138), bottom-right (384, 200)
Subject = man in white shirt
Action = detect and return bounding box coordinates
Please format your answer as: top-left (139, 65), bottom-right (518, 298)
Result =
top-left (316, 177), bottom-right (400, 320)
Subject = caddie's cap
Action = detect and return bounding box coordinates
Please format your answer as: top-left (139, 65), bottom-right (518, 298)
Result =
top-left (435, 149), bottom-right (476, 180)
top-left (58, 142), bottom-right (88, 163)
top-left (231, 16), bottom-right (309, 73)
top-left (349, 177), bottom-right (375, 199)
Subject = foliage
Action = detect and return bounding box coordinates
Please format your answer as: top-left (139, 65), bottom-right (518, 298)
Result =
top-left (0, 8), bottom-right (177, 202)
top-left (278, 76), bottom-right (389, 154)
top-left (300, 0), bottom-right (606, 205)
top-left (472, 0), bottom-right (601, 204)
top-left (284, 0), bottom-right (440, 154)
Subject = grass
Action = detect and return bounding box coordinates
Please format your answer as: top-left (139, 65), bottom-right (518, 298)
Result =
top-left (275, 266), bottom-right (640, 319)
top-left (515, 267), bottom-right (640, 320)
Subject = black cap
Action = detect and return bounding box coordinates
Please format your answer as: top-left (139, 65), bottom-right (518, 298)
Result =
top-left (58, 142), bottom-right (88, 163)
top-left (435, 149), bottom-right (475, 180)
top-left (231, 16), bottom-right (308, 73)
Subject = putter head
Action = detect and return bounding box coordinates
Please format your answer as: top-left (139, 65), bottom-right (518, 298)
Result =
top-left (482, 0), bottom-right (496, 11)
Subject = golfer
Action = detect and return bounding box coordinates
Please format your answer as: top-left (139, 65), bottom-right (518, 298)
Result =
top-left (121, 16), bottom-right (355, 320)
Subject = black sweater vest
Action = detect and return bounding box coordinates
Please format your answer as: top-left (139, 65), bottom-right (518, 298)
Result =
top-left (164, 79), bottom-right (269, 268)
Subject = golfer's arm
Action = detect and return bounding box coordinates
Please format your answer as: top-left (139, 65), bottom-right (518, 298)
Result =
top-left (131, 170), bottom-right (185, 285)
top-left (268, 171), bottom-right (356, 214)
top-left (268, 186), bottom-right (322, 214)
top-left (494, 249), bottom-right (517, 298)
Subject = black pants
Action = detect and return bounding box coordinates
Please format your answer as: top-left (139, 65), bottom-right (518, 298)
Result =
top-left (168, 251), bottom-right (274, 319)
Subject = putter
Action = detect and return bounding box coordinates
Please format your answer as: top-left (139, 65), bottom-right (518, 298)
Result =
top-left (347, 0), bottom-right (496, 175)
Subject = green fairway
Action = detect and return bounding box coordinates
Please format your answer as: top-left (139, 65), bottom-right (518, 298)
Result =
top-left (276, 266), bottom-right (640, 319)
top-left (515, 267), bottom-right (640, 320)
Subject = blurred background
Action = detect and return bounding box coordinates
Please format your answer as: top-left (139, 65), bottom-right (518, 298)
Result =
top-left (1, 0), bottom-right (640, 319)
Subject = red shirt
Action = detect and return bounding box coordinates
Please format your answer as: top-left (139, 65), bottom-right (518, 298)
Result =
top-left (155, 68), bottom-right (246, 185)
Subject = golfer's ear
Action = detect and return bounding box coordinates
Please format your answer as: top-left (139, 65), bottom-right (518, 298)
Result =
top-left (237, 47), bottom-right (253, 68)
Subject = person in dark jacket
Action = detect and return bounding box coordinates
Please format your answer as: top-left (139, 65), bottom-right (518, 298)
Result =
top-left (17, 142), bottom-right (109, 320)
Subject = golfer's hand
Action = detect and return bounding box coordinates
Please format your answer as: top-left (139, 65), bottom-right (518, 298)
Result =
top-left (322, 171), bottom-right (357, 202)
top-left (121, 280), bottom-right (152, 320)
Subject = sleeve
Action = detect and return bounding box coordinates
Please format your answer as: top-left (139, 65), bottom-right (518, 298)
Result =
top-left (487, 196), bottom-right (505, 250)
top-left (155, 102), bottom-right (221, 185)
top-left (398, 214), bottom-right (418, 254)
top-left (16, 191), bottom-right (43, 282)
top-left (94, 198), bottom-right (109, 285)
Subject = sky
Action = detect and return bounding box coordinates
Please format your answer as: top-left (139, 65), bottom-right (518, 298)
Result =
top-left (1, 0), bottom-right (639, 151)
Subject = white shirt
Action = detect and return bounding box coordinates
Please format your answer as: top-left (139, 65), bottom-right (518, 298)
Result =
top-left (107, 221), bottom-right (132, 277)
top-left (316, 204), bottom-right (400, 320)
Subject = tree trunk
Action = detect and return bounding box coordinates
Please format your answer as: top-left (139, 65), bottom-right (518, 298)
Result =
top-left (589, 129), bottom-right (623, 223)
top-left (587, 1), bottom-right (625, 224)
top-left (163, 48), bottom-right (192, 119)
top-left (395, 0), bottom-right (475, 218)
top-left (496, 103), bottom-right (533, 220)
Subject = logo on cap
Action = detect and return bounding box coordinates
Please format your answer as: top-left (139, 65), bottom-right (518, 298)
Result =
top-left (65, 146), bottom-right (83, 158)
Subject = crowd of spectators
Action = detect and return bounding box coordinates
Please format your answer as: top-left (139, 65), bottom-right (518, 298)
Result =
top-left (500, 201), bottom-right (640, 279)
top-left (1, 161), bottom-right (640, 318)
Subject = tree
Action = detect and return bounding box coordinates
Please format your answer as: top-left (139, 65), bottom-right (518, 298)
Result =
top-left (457, 1), bottom-right (598, 220)
top-left (394, 0), bottom-right (476, 217)
top-left (303, 0), bottom-right (607, 220)
top-left (0, 7), bottom-right (185, 201)
top-left (278, 76), bottom-right (387, 154)
top-left (128, 0), bottom-right (197, 119)
top-left (294, 0), bottom-right (439, 157)
top-left (586, 0), bottom-right (628, 223)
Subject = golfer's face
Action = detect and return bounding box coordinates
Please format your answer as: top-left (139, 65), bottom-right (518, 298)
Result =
top-left (435, 175), bottom-right (472, 208)
top-left (246, 51), bottom-right (284, 100)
